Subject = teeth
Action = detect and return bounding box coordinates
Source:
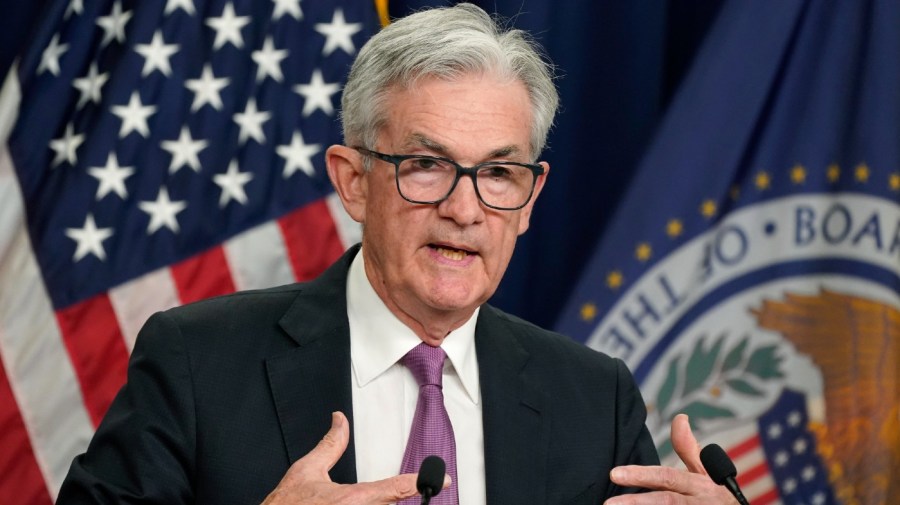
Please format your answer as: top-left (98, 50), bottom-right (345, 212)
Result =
top-left (437, 247), bottom-right (467, 261)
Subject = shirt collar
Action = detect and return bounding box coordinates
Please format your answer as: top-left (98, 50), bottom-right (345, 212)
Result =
top-left (347, 249), bottom-right (481, 404)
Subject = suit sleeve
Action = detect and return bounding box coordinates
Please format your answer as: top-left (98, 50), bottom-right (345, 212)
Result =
top-left (605, 358), bottom-right (660, 498)
top-left (56, 311), bottom-right (196, 504)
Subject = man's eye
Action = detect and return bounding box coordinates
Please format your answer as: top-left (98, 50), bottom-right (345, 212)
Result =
top-left (412, 158), bottom-right (438, 170)
top-left (484, 165), bottom-right (513, 178)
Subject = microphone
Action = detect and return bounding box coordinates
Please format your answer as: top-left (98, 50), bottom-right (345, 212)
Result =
top-left (700, 444), bottom-right (750, 505)
top-left (416, 455), bottom-right (446, 505)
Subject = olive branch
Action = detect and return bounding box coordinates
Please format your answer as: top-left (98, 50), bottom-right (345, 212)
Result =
top-left (650, 333), bottom-right (784, 459)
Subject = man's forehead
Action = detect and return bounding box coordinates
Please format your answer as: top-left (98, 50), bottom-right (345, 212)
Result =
top-left (399, 133), bottom-right (524, 160)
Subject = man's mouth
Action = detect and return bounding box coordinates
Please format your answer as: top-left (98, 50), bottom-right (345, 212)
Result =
top-left (429, 244), bottom-right (475, 261)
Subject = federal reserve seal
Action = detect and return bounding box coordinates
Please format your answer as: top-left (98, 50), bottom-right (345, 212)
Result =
top-left (581, 192), bottom-right (899, 505)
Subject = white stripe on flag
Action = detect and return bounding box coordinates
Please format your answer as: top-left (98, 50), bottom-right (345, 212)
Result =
top-left (327, 191), bottom-right (361, 249)
top-left (717, 422), bottom-right (780, 505)
top-left (224, 220), bottom-right (295, 291)
top-left (732, 441), bottom-right (776, 502)
top-left (0, 69), bottom-right (94, 499)
top-left (109, 268), bottom-right (181, 352)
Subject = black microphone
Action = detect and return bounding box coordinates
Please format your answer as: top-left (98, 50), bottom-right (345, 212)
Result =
top-left (416, 455), bottom-right (446, 505)
top-left (700, 444), bottom-right (750, 505)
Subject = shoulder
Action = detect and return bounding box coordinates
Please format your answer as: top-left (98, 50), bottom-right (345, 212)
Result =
top-left (479, 304), bottom-right (626, 379)
top-left (160, 244), bottom-right (357, 333)
top-left (131, 284), bottom-right (305, 359)
top-left (165, 283), bottom-right (305, 324)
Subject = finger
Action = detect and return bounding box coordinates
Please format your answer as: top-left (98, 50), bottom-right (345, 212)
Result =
top-left (610, 465), bottom-right (705, 495)
top-left (671, 414), bottom-right (706, 475)
top-left (604, 490), bottom-right (692, 504)
top-left (352, 473), bottom-right (421, 503)
top-left (296, 411), bottom-right (350, 477)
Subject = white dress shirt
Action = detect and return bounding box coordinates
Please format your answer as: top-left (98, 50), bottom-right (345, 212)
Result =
top-left (347, 251), bottom-right (486, 505)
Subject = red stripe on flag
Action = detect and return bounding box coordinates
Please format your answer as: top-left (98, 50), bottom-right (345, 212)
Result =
top-left (727, 434), bottom-right (761, 460)
top-left (56, 294), bottom-right (129, 426)
top-left (737, 461), bottom-right (769, 487)
top-left (171, 246), bottom-right (237, 304)
top-left (750, 488), bottom-right (780, 505)
top-left (0, 359), bottom-right (53, 505)
top-left (278, 199), bottom-right (345, 281)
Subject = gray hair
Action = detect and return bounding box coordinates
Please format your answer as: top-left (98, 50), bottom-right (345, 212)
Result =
top-left (340, 3), bottom-right (558, 162)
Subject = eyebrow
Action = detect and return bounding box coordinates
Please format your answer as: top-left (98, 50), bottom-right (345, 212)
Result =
top-left (402, 133), bottom-right (524, 160)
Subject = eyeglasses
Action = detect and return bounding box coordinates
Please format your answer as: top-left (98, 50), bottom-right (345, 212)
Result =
top-left (354, 147), bottom-right (544, 211)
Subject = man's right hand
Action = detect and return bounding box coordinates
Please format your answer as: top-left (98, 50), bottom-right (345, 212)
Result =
top-left (262, 411), bottom-right (433, 505)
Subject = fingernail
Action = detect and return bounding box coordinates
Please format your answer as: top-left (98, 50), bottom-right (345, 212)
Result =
top-left (331, 411), bottom-right (343, 427)
top-left (443, 474), bottom-right (452, 488)
top-left (610, 467), bottom-right (623, 481)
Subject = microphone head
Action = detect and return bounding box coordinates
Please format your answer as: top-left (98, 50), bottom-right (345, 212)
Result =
top-left (700, 444), bottom-right (737, 485)
top-left (416, 456), bottom-right (446, 497)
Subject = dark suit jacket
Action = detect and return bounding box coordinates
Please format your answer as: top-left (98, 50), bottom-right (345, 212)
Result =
top-left (57, 246), bottom-right (659, 504)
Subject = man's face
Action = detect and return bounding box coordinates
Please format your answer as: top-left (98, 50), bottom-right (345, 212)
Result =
top-left (358, 74), bottom-right (547, 338)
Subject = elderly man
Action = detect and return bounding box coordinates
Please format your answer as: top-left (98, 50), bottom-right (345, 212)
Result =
top-left (59, 4), bottom-right (734, 505)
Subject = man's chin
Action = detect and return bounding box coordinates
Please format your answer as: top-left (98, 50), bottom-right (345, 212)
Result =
top-left (421, 283), bottom-right (490, 315)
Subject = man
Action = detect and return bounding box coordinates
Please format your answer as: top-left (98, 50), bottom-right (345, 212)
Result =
top-left (58, 4), bottom-right (734, 504)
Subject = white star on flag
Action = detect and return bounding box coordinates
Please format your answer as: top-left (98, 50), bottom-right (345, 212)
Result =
top-left (111, 91), bottom-right (157, 138)
top-left (272, 0), bottom-right (302, 20)
top-left (164, 0), bottom-right (196, 16)
top-left (96, 1), bottom-right (133, 48)
top-left (65, 0), bottom-right (84, 19)
top-left (252, 36), bottom-right (289, 83)
top-left (233, 98), bottom-right (271, 144)
top-left (801, 465), bottom-right (816, 482)
top-left (314, 8), bottom-right (362, 56)
top-left (49, 123), bottom-right (85, 168)
top-left (134, 30), bottom-right (180, 77)
top-left (213, 161), bottom-right (254, 207)
top-left (161, 126), bottom-right (208, 174)
top-left (293, 69), bottom-right (340, 116)
top-left (37, 34), bottom-right (68, 76)
top-left (87, 152), bottom-right (135, 200)
top-left (139, 187), bottom-right (188, 234)
top-left (206, 2), bottom-right (251, 50)
top-left (783, 478), bottom-right (798, 493)
top-left (72, 62), bottom-right (109, 109)
top-left (277, 130), bottom-right (320, 178)
top-left (65, 214), bottom-right (114, 261)
top-left (184, 64), bottom-right (230, 111)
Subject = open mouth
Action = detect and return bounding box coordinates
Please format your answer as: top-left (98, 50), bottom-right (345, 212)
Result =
top-left (429, 244), bottom-right (475, 261)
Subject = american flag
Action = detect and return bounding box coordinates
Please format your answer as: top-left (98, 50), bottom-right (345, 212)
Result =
top-left (0, 0), bottom-right (379, 502)
top-left (663, 390), bottom-right (837, 505)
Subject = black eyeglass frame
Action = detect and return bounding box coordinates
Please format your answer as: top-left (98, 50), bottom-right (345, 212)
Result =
top-left (353, 146), bottom-right (545, 211)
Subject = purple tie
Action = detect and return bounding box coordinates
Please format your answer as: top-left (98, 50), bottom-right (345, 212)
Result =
top-left (398, 343), bottom-right (459, 504)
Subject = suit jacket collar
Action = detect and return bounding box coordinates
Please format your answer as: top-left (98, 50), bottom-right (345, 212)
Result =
top-left (267, 245), bottom-right (361, 484)
top-left (477, 306), bottom-right (548, 504)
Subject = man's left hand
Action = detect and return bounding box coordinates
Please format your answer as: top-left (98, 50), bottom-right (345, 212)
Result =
top-left (604, 414), bottom-right (738, 504)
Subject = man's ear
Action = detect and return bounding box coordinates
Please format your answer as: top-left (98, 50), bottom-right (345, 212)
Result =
top-left (517, 161), bottom-right (549, 235)
top-left (326, 145), bottom-right (367, 223)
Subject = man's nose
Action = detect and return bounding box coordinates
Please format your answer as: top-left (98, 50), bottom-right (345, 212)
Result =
top-left (437, 175), bottom-right (484, 225)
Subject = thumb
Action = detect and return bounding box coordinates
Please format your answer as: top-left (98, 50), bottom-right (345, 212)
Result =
top-left (671, 414), bottom-right (706, 475)
top-left (298, 411), bottom-right (350, 478)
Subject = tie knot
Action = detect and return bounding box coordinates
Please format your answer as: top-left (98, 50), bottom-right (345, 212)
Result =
top-left (402, 342), bottom-right (446, 387)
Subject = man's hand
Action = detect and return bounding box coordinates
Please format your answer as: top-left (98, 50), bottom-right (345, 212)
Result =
top-left (604, 414), bottom-right (738, 504)
top-left (262, 411), bottom-right (443, 505)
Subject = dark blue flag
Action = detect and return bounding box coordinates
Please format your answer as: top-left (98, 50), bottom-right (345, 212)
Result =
top-left (556, 1), bottom-right (900, 504)
top-left (0, 1), bottom-right (379, 502)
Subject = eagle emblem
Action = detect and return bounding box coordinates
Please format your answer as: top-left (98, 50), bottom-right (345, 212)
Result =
top-left (753, 290), bottom-right (900, 504)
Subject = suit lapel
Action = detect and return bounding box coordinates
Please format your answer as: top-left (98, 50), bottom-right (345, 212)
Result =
top-left (477, 306), bottom-right (548, 504)
top-left (266, 247), bottom-right (360, 484)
